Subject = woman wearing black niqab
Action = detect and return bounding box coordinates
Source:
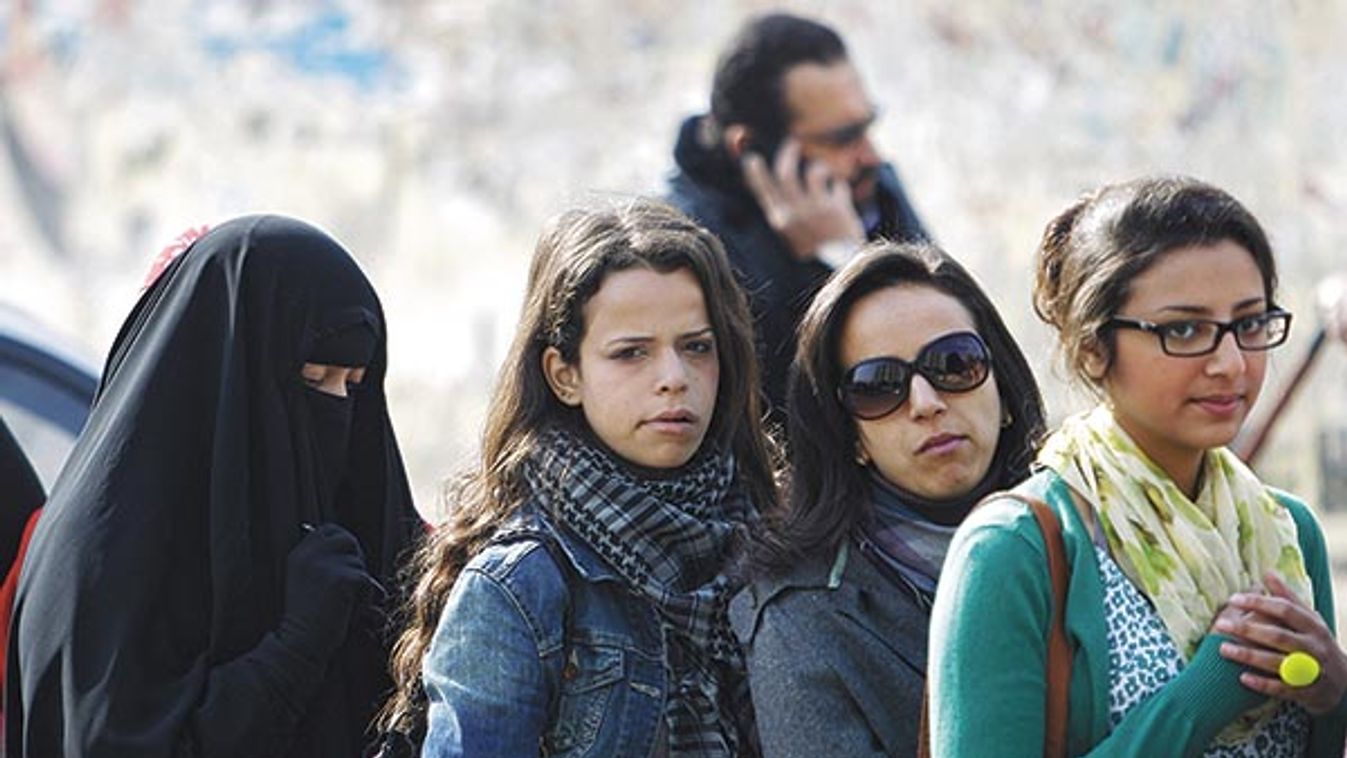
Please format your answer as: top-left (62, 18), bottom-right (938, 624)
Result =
top-left (5, 215), bottom-right (421, 757)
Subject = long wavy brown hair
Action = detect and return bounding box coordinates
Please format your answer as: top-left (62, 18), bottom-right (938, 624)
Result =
top-left (377, 198), bottom-right (778, 738)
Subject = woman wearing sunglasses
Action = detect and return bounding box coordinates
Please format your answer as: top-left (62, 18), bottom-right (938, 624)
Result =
top-left (929, 176), bottom-right (1347, 756)
top-left (730, 241), bottom-right (1045, 756)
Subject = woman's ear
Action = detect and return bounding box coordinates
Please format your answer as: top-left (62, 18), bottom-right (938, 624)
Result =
top-left (854, 436), bottom-right (872, 467)
top-left (1081, 338), bottom-right (1109, 381)
top-left (542, 346), bottom-right (583, 407)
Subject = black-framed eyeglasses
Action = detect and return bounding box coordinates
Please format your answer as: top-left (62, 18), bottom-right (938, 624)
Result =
top-left (796, 108), bottom-right (881, 150)
top-left (837, 331), bottom-right (992, 421)
top-left (1104, 309), bottom-right (1292, 357)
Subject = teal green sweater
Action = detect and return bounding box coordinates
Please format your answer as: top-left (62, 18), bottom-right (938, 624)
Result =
top-left (928, 469), bottom-right (1347, 757)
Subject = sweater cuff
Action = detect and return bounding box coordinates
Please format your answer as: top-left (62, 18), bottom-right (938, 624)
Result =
top-left (1169, 635), bottom-right (1266, 726)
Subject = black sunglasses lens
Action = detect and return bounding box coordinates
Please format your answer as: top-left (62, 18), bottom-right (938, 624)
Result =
top-left (918, 332), bottom-right (991, 391)
top-left (840, 333), bottom-right (990, 420)
top-left (841, 359), bottom-right (910, 420)
top-left (827, 124), bottom-right (866, 147)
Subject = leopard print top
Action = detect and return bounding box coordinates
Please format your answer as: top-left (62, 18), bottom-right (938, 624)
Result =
top-left (1097, 545), bottom-right (1310, 756)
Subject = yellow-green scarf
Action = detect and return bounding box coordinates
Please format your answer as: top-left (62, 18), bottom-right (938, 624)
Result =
top-left (1038, 406), bottom-right (1311, 743)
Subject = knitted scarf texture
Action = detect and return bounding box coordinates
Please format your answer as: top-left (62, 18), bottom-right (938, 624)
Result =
top-left (524, 426), bottom-right (756, 756)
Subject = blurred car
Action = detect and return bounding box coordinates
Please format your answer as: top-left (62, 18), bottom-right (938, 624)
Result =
top-left (0, 304), bottom-right (99, 489)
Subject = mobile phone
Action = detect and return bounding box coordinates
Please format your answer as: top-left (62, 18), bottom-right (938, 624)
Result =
top-left (747, 129), bottom-right (810, 180)
top-left (747, 127), bottom-right (787, 164)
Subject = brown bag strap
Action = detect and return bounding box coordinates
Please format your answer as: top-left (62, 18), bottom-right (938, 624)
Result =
top-left (917, 494), bottom-right (1071, 758)
top-left (1023, 494), bottom-right (1072, 758)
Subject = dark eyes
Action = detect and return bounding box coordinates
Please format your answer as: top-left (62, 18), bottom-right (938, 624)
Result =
top-left (610, 339), bottom-right (714, 360)
top-left (1158, 314), bottom-right (1269, 342)
top-left (1235, 315), bottom-right (1270, 335)
top-left (302, 374), bottom-right (363, 389)
top-left (1159, 321), bottom-right (1201, 340)
top-left (685, 338), bottom-right (715, 355)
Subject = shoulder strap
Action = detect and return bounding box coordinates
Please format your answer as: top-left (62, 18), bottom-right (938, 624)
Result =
top-left (917, 493), bottom-right (1071, 758)
top-left (1004, 493), bottom-right (1072, 758)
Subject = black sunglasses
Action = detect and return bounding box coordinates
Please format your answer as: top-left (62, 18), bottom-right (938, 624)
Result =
top-left (837, 331), bottom-right (993, 420)
top-left (796, 109), bottom-right (881, 149)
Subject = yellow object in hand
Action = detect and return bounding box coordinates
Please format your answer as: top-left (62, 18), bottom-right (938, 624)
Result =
top-left (1279, 651), bottom-right (1321, 687)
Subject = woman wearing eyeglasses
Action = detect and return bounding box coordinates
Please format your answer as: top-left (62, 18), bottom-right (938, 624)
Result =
top-left (929, 176), bottom-right (1347, 756)
top-left (729, 241), bottom-right (1045, 756)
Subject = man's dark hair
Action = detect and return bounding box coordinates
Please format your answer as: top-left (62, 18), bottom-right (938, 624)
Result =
top-left (710, 13), bottom-right (848, 142)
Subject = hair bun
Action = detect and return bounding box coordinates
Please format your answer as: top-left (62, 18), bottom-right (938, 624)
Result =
top-left (1033, 197), bottom-right (1089, 330)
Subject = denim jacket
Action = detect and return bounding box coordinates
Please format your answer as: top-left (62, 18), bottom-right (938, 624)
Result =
top-left (421, 503), bottom-right (668, 757)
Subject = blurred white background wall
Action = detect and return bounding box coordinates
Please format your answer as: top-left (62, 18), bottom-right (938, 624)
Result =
top-left (2, 0), bottom-right (1346, 534)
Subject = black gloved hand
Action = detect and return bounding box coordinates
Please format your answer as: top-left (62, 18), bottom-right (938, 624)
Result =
top-left (276, 522), bottom-right (372, 661)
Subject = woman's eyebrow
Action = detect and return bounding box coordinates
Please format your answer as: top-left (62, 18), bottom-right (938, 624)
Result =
top-left (602, 334), bottom-right (653, 349)
top-left (1155, 296), bottom-right (1266, 316)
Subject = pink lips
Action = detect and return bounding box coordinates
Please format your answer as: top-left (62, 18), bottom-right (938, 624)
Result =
top-left (643, 409), bottom-right (698, 433)
top-left (917, 433), bottom-right (966, 455)
top-left (1192, 394), bottom-right (1244, 417)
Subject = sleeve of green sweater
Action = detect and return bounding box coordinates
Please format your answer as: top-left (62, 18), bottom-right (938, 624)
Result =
top-left (1279, 495), bottom-right (1347, 758)
top-left (928, 503), bottom-right (1271, 758)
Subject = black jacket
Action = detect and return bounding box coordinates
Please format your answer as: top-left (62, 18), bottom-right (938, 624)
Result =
top-left (665, 115), bottom-right (928, 423)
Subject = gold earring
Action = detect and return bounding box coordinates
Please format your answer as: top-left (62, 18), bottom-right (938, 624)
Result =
top-left (1002, 410), bottom-right (1014, 428)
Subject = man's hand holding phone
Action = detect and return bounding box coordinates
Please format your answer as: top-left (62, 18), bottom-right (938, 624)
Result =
top-left (742, 138), bottom-right (865, 266)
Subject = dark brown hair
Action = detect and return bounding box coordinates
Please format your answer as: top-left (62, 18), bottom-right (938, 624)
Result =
top-left (378, 198), bottom-right (778, 737)
top-left (710, 12), bottom-right (847, 143)
top-left (751, 241), bottom-right (1045, 575)
top-left (1034, 175), bottom-right (1278, 387)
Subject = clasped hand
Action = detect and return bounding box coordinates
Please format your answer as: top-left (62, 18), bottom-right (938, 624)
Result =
top-left (1213, 572), bottom-right (1347, 715)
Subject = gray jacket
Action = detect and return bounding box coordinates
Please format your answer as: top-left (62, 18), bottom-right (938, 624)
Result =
top-left (729, 541), bottom-right (929, 757)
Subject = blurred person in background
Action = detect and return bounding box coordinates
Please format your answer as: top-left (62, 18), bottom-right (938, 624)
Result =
top-left (731, 242), bottom-right (1044, 756)
top-left (378, 200), bottom-right (778, 757)
top-left (6, 216), bottom-right (420, 757)
top-left (930, 176), bottom-right (1347, 756)
top-left (667, 12), bottom-right (928, 426)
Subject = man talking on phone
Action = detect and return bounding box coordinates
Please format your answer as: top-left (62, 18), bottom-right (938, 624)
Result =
top-left (667, 12), bottom-right (928, 425)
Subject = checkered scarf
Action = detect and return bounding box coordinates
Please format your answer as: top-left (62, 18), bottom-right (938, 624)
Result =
top-left (524, 426), bottom-right (757, 756)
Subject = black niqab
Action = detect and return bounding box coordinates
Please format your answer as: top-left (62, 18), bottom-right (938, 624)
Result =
top-left (6, 216), bottom-right (420, 757)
